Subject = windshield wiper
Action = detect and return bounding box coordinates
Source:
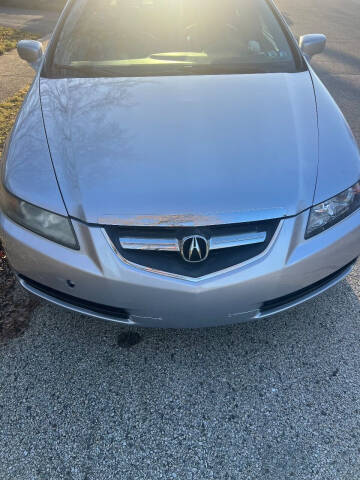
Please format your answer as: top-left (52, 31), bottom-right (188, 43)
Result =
top-left (210, 59), bottom-right (294, 73)
top-left (53, 62), bottom-right (199, 77)
top-left (52, 62), bottom-right (291, 78)
top-left (53, 63), bottom-right (119, 77)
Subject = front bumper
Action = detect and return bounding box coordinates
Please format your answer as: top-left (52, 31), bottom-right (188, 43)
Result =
top-left (1, 209), bottom-right (360, 328)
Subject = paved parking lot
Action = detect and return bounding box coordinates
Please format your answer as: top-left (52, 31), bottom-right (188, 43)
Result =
top-left (1, 1), bottom-right (360, 479)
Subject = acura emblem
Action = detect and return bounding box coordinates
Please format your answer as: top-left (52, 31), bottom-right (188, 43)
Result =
top-left (181, 235), bottom-right (209, 263)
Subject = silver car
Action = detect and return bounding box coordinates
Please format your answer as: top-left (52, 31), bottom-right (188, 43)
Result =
top-left (1, 0), bottom-right (360, 328)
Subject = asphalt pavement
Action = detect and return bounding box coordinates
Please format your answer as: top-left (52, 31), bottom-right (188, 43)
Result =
top-left (1, 1), bottom-right (360, 479)
top-left (0, 7), bottom-right (58, 35)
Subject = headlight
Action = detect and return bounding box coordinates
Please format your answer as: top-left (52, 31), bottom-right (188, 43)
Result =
top-left (0, 187), bottom-right (79, 249)
top-left (306, 181), bottom-right (360, 239)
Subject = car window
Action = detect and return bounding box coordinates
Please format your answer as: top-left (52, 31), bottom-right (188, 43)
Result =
top-left (51, 0), bottom-right (299, 77)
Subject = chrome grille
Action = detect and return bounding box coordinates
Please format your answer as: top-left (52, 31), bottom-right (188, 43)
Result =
top-left (105, 219), bottom-right (281, 279)
top-left (119, 231), bottom-right (267, 253)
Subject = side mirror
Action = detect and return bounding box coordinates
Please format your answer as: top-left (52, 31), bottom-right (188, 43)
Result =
top-left (299, 34), bottom-right (326, 61)
top-left (17, 40), bottom-right (43, 71)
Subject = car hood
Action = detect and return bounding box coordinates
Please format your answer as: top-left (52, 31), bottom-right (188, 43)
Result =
top-left (40, 72), bottom-right (318, 226)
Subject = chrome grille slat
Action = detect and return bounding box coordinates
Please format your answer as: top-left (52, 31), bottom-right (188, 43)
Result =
top-left (209, 232), bottom-right (267, 250)
top-left (119, 238), bottom-right (180, 252)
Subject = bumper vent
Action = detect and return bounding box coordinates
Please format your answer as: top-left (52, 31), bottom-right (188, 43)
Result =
top-left (260, 259), bottom-right (357, 315)
top-left (18, 275), bottom-right (130, 320)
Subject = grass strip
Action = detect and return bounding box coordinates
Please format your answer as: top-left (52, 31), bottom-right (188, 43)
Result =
top-left (0, 27), bottom-right (39, 56)
top-left (0, 87), bottom-right (29, 152)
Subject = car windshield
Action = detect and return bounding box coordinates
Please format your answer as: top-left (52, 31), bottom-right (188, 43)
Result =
top-left (51, 0), bottom-right (298, 77)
